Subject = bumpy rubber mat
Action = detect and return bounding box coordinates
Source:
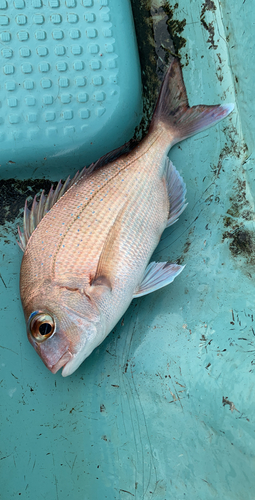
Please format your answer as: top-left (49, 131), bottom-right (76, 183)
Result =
top-left (0, 0), bottom-right (141, 176)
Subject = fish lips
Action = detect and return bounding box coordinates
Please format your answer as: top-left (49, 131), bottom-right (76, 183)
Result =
top-left (28, 330), bottom-right (72, 374)
top-left (50, 350), bottom-right (73, 374)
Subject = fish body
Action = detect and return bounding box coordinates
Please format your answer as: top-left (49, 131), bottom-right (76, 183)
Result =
top-left (19, 60), bottom-right (234, 376)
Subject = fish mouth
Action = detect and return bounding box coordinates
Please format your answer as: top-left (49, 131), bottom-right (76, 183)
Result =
top-left (50, 350), bottom-right (73, 374)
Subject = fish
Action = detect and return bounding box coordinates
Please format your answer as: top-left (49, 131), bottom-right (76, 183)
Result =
top-left (18, 59), bottom-right (234, 377)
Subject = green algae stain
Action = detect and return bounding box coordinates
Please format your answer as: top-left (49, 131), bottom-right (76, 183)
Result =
top-left (0, 178), bottom-right (57, 226)
top-left (130, 1), bottom-right (187, 140)
top-left (162, 2), bottom-right (187, 55)
top-left (200, 0), bottom-right (218, 50)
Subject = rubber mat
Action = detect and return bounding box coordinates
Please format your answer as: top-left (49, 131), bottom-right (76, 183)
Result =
top-left (0, 0), bottom-right (142, 177)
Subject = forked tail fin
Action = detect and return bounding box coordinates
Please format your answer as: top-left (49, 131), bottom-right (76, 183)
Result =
top-left (150, 58), bottom-right (234, 143)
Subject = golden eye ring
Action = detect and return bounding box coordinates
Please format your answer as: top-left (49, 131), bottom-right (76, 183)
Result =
top-left (29, 313), bottom-right (55, 342)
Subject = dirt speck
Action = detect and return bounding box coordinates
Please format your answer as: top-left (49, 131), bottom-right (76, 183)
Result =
top-left (222, 396), bottom-right (239, 413)
top-left (183, 240), bottom-right (191, 254)
top-left (200, 0), bottom-right (218, 50)
top-left (229, 229), bottom-right (254, 256)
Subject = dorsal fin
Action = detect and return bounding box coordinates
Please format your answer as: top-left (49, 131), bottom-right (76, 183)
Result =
top-left (17, 164), bottom-right (94, 252)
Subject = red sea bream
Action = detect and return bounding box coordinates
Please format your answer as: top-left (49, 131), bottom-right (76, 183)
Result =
top-left (18, 59), bottom-right (234, 376)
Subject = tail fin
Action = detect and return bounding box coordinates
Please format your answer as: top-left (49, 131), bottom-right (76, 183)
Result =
top-left (150, 58), bottom-right (234, 143)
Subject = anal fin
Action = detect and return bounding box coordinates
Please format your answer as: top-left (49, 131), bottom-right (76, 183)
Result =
top-left (134, 262), bottom-right (184, 298)
top-left (165, 158), bottom-right (187, 227)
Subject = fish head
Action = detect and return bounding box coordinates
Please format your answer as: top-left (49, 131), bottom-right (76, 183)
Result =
top-left (21, 280), bottom-right (105, 377)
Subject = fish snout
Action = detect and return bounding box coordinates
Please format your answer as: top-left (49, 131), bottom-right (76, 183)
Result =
top-left (29, 328), bottom-right (72, 374)
top-left (50, 350), bottom-right (73, 374)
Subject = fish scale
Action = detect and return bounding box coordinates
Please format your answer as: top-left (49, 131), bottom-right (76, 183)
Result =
top-left (24, 129), bottom-right (167, 290)
top-left (19, 59), bottom-right (234, 376)
top-left (56, 150), bottom-right (166, 284)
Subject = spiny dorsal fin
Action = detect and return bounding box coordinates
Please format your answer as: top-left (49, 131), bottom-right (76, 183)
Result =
top-left (17, 163), bottom-right (94, 252)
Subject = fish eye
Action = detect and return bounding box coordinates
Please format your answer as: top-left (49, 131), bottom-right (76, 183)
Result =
top-left (29, 313), bottom-right (55, 342)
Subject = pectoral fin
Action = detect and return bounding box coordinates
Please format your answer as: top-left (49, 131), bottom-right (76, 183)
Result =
top-left (91, 202), bottom-right (128, 290)
top-left (134, 262), bottom-right (184, 298)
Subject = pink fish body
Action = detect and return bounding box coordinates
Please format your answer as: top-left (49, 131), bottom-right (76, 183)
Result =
top-left (19, 59), bottom-right (233, 376)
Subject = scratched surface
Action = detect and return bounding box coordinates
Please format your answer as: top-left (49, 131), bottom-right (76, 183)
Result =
top-left (1, 0), bottom-right (255, 499)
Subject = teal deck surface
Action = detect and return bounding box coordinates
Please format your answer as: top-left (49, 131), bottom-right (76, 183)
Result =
top-left (1, 1), bottom-right (255, 499)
